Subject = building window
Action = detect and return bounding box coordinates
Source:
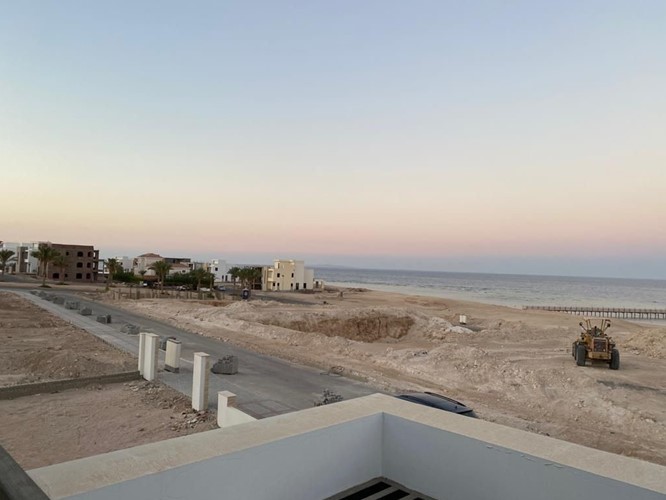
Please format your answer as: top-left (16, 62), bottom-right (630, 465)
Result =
top-left (52, 272), bottom-right (59, 279)
top-left (87, 262), bottom-right (91, 268)
top-left (291, 273), bottom-right (294, 278)
top-left (77, 251), bottom-right (83, 257)
top-left (277, 273), bottom-right (280, 278)
top-left (66, 251), bottom-right (70, 256)
top-left (303, 283), bottom-right (307, 289)
top-left (76, 262), bottom-right (83, 268)
top-left (88, 251), bottom-right (92, 257)
top-left (86, 273), bottom-right (91, 279)
top-left (76, 273), bottom-right (82, 279)
top-left (65, 274), bottom-right (68, 278)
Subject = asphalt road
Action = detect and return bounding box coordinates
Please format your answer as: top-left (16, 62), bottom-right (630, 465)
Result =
top-left (4, 286), bottom-right (378, 418)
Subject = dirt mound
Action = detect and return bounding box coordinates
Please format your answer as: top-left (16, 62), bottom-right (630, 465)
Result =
top-left (250, 308), bottom-right (415, 342)
top-left (624, 327), bottom-right (666, 358)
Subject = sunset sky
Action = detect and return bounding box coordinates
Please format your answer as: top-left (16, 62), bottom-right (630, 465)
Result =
top-left (2, 1), bottom-right (665, 278)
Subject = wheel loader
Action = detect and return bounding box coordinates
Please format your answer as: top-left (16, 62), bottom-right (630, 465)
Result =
top-left (572, 318), bottom-right (619, 369)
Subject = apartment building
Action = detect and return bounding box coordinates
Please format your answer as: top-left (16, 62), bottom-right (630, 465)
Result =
top-left (262, 259), bottom-right (314, 291)
top-left (49, 243), bottom-right (100, 282)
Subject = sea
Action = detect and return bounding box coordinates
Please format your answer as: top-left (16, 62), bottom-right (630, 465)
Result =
top-left (314, 268), bottom-right (666, 315)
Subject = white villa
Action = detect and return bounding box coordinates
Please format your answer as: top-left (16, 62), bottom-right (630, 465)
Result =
top-left (207, 259), bottom-right (232, 283)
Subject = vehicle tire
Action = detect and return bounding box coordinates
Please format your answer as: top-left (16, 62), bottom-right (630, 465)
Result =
top-left (576, 344), bottom-right (587, 366)
top-left (610, 348), bottom-right (620, 370)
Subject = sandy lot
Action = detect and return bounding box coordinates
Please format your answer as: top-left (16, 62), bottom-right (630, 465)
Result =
top-left (0, 381), bottom-right (216, 469)
top-left (104, 287), bottom-right (666, 466)
top-left (0, 292), bottom-right (136, 386)
top-left (0, 291), bottom-right (216, 468)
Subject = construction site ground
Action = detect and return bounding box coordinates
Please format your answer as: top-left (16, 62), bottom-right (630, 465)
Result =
top-left (99, 286), bottom-right (666, 466)
top-left (0, 292), bottom-right (216, 469)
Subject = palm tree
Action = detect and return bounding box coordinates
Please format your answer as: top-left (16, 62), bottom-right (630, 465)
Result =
top-left (237, 267), bottom-right (262, 290)
top-left (149, 260), bottom-right (172, 291)
top-left (30, 244), bottom-right (60, 287)
top-left (52, 254), bottom-right (68, 284)
top-left (105, 258), bottom-right (121, 291)
top-left (191, 267), bottom-right (208, 298)
top-left (0, 249), bottom-right (15, 280)
top-left (229, 266), bottom-right (241, 291)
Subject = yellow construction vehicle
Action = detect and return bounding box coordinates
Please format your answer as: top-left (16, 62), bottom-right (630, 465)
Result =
top-left (572, 319), bottom-right (619, 369)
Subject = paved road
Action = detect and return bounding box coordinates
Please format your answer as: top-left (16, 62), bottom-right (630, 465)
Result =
top-left (7, 288), bottom-right (378, 418)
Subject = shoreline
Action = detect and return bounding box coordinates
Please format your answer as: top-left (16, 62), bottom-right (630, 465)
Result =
top-left (323, 281), bottom-right (666, 324)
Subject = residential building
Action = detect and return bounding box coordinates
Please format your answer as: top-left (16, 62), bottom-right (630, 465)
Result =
top-left (0, 241), bottom-right (99, 282)
top-left (0, 241), bottom-right (40, 274)
top-left (207, 259), bottom-right (232, 283)
top-left (164, 257), bottom-right (191, 266)
top-left (262, 259), bottom-right (315, 291)
top-left (132, 253), bottom-right (164, 276)
top-left (115, 256), bottom-right (133, 273)
top-left (101, 256), bottom-right (133, 276)
top-left (168, 263), bottom-right (191, 276)
top-left (48, 243), bottom-right (100, 282)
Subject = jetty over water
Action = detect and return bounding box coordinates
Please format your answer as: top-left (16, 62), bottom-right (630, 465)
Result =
top-left (523, 305), bottom-right (666, 320)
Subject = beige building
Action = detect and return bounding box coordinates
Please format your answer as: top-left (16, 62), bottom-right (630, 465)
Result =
top-left (132, 253), bottom-right (164, 276)
top-left (262, 259), bottom-right (315, 291)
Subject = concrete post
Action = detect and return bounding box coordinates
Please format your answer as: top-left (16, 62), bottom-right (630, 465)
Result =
top-left (192, 352), bottom-right (210, 411)
top-left (164, 339), bottom-right (181, 373)
top-left (143, 333), bottom-right (159, 381)
top-left (138, 332), bottom-right (147, 375)
top-left (459, 315), bottom-right (467, 325)
top-left (217, 390), bottom-right (236, 428)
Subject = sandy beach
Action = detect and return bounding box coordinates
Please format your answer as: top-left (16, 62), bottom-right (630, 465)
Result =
top-left (97, 285), bottom-right (666, 466)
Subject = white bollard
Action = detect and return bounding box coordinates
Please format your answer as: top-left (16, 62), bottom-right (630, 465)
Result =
top-left (143, 333), bottom-right (159, 381)
top-left (459, 314), bottom-right (467, 325)
top-left (192, 352), bottom-right (210, 411)
top-left (138, 332), bottom-right (147, 375)
top-left (217, 390), bottom-right (236, 428)
top-left (164, 339), bottom-right (181, 373)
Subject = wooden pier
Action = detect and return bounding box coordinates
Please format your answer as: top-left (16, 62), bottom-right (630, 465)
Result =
top-left (523, 305), bottom-right (666, 320)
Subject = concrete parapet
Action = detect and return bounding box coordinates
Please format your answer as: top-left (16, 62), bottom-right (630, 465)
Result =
top-left (211, 355), bottom-right (238, 375)
top-left (79, 307), bottom-right (93, 316)
top-left (142, 333), bottom-right (159, 382)
top-left (96, 314), bottom-right (112, 324)
top-left (217, 391), bottom-right (257, 428)
top-left (0, 443), bottom-right (50, 499)
top-left (65, 301), bottom-right (80, 310)
top-left (53, 297), bottom-right (65, 305)
top-left (164, 339), bottom-right (181, 373)
top-left (192, 352), bottom-right (210, 411)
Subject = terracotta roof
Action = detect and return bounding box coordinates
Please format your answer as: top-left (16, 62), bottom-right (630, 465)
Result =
top-left (137, 253), bottom-right (162, 258)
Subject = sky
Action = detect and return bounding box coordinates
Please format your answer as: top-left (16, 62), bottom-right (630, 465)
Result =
top-left (1, 1), bottom-right (665, 278)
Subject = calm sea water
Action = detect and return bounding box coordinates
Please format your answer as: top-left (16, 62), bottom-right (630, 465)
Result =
top-left (314, 268), bottom-right (666, 311)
